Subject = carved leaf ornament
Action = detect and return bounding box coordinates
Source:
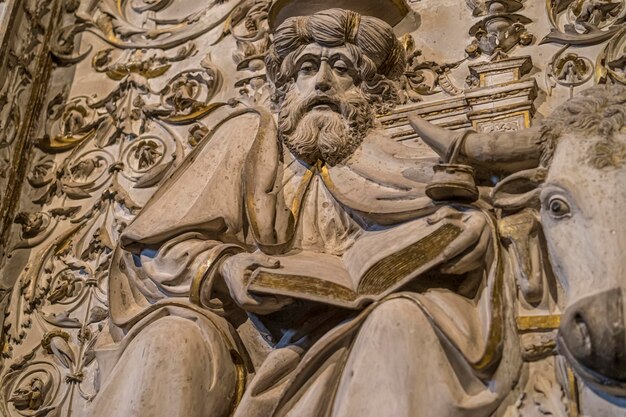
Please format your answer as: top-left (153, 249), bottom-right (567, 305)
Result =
top-left (1, 1), bottom-right (625, 417)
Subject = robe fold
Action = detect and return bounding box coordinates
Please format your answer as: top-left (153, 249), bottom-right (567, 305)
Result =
top-left (99, 108), bottom-right (520, 417)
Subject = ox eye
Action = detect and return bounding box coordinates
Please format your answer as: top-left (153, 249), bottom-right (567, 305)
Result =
top-left (547, 197), bottom-right (571, 219)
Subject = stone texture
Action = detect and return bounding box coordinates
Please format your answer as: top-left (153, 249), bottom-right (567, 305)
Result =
top-left (0, 1), bottom-right (624, 417)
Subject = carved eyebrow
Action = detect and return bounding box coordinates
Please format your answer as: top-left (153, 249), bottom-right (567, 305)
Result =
top-left (294, 54), bottom-right (321, 68)
top-left (327, 53), bottom-right (354, 65)
top-left (294, 52), bottom-right (356, 67)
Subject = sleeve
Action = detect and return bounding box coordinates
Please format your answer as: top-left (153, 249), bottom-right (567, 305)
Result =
top-left (109, 234), bottom-right (245, 329)
top-left (132, 232), bottom-right (222, 299)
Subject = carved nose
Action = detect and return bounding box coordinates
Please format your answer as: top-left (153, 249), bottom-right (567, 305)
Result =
top-left (558, 287), bottom-right (626, 382)
top-left (315, 62), bottom-right (333, 93)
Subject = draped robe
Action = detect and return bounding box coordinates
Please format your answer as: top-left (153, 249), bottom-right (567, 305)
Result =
top-left (92, 108), bottom-right (521, 417)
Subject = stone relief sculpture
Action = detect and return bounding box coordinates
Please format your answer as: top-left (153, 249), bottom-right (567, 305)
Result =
top-left (87, 8), bottom-right (528, 417)
top-left (0, 1), bottom-right (625, 417)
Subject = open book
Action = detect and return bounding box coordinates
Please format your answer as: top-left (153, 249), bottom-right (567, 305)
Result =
top-left (248, 220), bottom-right (463, 309)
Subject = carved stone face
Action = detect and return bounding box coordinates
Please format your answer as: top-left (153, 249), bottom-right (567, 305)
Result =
top-left (292, 44), bottom-right (359, 98)
top-left (277, 43), bottom-right (375, 166)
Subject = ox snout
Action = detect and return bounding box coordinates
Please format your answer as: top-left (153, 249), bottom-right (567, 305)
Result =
top-left (558, 287), bottom-right (626, 396)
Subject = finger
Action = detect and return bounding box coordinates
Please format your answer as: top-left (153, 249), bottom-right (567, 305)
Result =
top-left (245, 296), bottom-right (294, 315)
top-left (462, 210), bottom-right (489, 226)
top-left (442, 226), bottom-right (491, 275)
top-left (246, 255), bottom-right (281, 270)
top-left (261, 295), bottom-right (294, 310)
top-left (237, 293), bottom-right (261, 308)
top-left (442, 258), bottom-right (483, 276)
top-left (224, 277), bottom-right (260, 309)
top-left (441, 222), bottom-right (481, 260)
top-left (427, 206), bottom-right (463, 225)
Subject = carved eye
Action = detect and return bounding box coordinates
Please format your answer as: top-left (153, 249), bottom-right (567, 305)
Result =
top-left (299, 60), bottom-right (318, 73)
top-left (332, 59), bottom-right (349, 74)
top-left (547, 196), bottom-right (571, 219)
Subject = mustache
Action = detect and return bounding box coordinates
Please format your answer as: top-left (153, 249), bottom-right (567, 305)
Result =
top-left (278, 88), bottom-right (371, 137)
top-left (277, 84), bottom-right (375, 166)
top-left (279, 93), bottom-right (340, 136)
top-left (302, 94), bottom-right (342, 113)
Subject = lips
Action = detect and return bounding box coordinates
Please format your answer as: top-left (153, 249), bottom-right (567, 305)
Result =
top-left (306, 96), bottom-right (341, 113)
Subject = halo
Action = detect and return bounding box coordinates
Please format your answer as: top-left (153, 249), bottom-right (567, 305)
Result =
top-left (268, 0), bottom-right (410, 31)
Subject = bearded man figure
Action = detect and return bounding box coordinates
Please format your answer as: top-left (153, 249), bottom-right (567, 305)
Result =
top-left (88, 8), bottom-right (545, 417)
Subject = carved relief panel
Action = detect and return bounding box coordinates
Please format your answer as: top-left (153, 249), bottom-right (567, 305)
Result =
top-left (0, 1), bottom-right (624, 417)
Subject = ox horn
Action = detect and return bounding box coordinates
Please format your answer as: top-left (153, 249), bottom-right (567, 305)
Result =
top-left (407, 114), bottom-right (542, 173)
top-left (407, 114), bottom-right (458, 158)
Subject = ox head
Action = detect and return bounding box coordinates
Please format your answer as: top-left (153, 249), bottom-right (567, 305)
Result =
top-left (538, 128), bottom-right (626, 397)
top-left (417, 84), bottom-right (626, 397)
top-left (538, 91), bottom-right (626, 397)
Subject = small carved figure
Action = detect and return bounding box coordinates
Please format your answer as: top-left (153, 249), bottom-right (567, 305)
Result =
top-left (468, 14), bottom-right (533, 56)
top-left (132, 140), bottom-right (162, 170)
top-left (69, 156), bottom-right (104, 181)
top-left (8, 377), bottom-right (47, 411)
top-left (572, 0), bottom-right (622, 32)
top-left (14, 212), bottom-right (50, 239)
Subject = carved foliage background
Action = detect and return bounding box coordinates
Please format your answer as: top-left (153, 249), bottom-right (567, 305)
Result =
top-left (0, 0), bottom-right (58, 261)
top-left (0, 1), bottom-right (624, 416)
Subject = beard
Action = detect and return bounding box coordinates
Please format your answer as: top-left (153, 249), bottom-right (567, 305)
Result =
top-left (277, 83), bottom-right (375, 166)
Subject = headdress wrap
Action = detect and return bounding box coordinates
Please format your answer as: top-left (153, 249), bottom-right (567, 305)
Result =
top-left (345, 10), bottom-right (361, 44)
top-left (295, 16), bottom-right (310, 43)
top-left (266, 8), bottom-right (406, 86)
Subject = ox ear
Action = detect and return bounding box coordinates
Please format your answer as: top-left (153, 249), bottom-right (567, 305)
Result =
top-left (493, 167), bottom-right (553, 306)
top-left (491, 167), bottom-right (548, 211)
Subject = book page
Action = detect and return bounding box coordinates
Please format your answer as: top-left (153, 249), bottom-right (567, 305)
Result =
top-left (247, 221), bottom-right (462, 308)
top-left (344, 218), bottom-right (440, 278)
top-left (343, 220), bottom-right (463, 295)
top-left (248, 251), bottom-right (359, 305)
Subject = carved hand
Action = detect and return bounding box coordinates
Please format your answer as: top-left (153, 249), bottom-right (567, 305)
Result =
top-left (218, 251), bottom-right (294, 315)
top-left (427, 206), bottom-right (492, 275)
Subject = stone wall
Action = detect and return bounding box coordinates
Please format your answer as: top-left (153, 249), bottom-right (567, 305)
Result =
top-left (0, 1), bottom-right (625, 416)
